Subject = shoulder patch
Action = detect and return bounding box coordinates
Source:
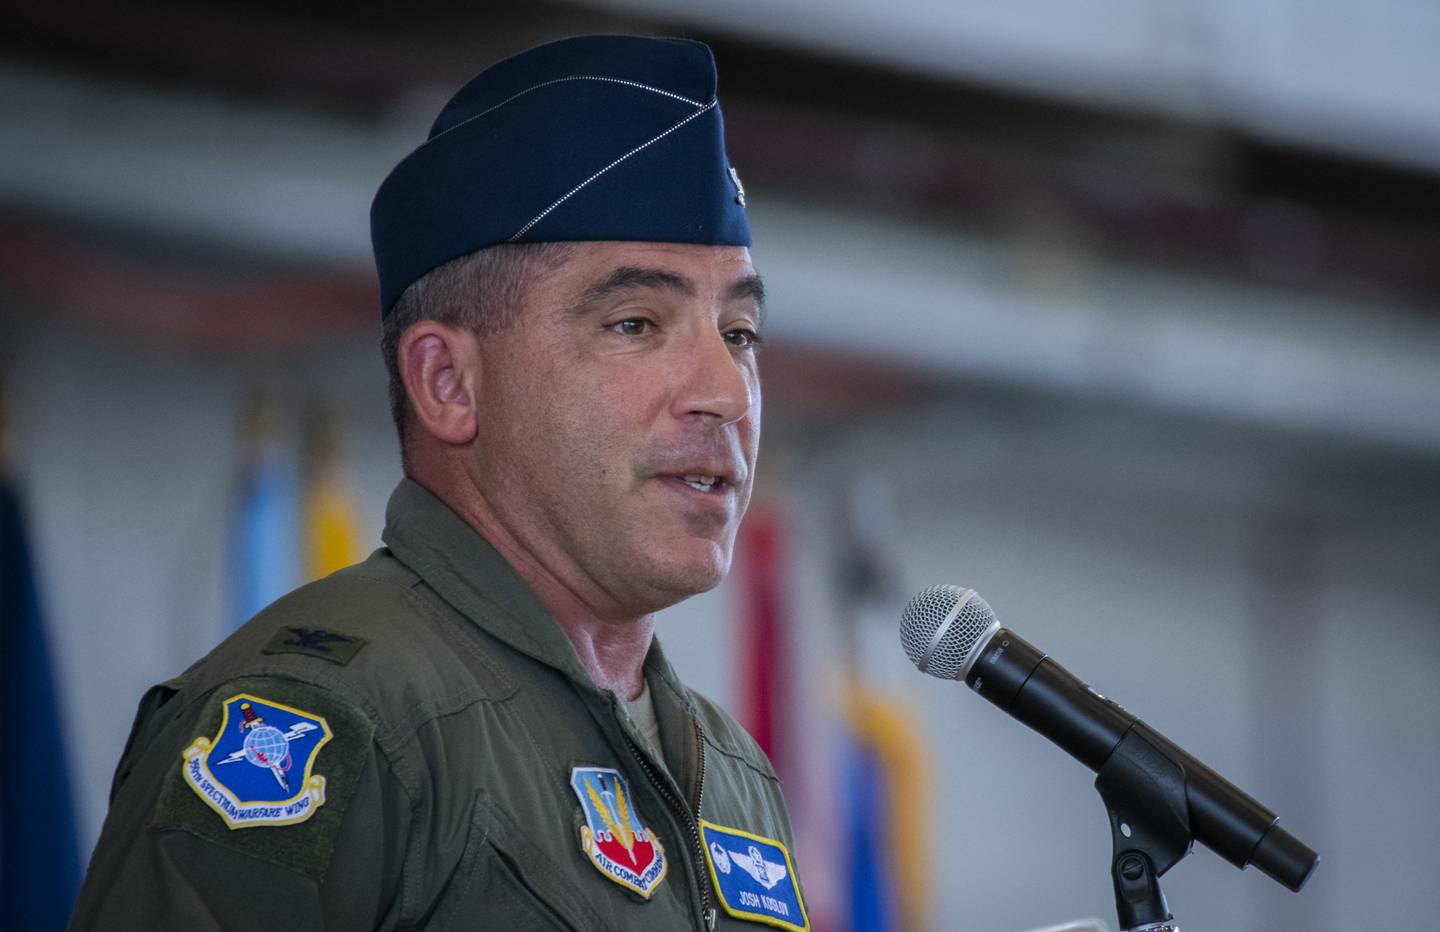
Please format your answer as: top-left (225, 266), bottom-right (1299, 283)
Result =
top-left (180, 694), bottom-right (332, 829)
top-left (700, 820), bottom-right (809, 931)
top-left (153, 677), bottom-right (375, 880)
top-left (262, 626), bottom-right (367, 665)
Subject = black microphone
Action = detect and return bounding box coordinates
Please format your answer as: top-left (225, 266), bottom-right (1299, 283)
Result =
top-left (899, 584), bottom-right (1319, 892)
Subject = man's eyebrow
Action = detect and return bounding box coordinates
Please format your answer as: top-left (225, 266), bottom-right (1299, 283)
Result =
top-left (570, 266), bottom-right (696, 315)
top-left (727, 274), bottom-right (766, 323)
top-left (567, 266), bottom-right (767, 321)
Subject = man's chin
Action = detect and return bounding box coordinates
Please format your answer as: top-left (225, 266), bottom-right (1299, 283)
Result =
top-left (633, 546), bottom-right (730, 608)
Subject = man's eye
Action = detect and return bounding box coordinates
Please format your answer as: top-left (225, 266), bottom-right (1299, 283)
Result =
top-left (609, 319), bottom-right (652, 336)
top-left (724, 328), bottom-right (762, 349)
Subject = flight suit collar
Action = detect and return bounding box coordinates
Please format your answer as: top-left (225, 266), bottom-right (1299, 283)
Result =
top-left (380, 477), bottom-right (599, 691)
top-left (645, 642), bottom-right (705, 810)
top-left (382, 478), bottom-right (705, 795)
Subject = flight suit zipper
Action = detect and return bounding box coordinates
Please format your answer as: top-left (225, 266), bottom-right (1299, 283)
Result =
top-left (624, 719), bottom-right (715, 930)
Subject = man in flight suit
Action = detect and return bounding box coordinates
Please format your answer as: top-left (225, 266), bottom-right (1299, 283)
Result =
top-left (70, 35), bottom-right (808, 931)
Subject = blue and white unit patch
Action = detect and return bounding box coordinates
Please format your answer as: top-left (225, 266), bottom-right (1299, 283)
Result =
top-left (180, 693), bottom-right (333, 829)
top-left (700, 820), bottom-right (809, 931)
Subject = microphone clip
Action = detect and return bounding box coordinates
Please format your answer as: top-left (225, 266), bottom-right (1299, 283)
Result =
top-left (1094, 724), bottom-right (1193, 932)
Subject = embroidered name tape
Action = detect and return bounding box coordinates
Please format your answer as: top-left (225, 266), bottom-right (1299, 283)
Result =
top-left (180, 693), bottom-right (332, 829)
top-left (570, 765), bottom-right (668, 898)
top-left (700, 820), bottom-right (809, 931)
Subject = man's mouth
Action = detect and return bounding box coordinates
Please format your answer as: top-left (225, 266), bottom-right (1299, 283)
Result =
top-left (680, 473), bottom-right (723, 493)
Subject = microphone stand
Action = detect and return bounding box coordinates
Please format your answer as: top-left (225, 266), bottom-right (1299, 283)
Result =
top-left (1093, 724), bottom-right (1194, 932)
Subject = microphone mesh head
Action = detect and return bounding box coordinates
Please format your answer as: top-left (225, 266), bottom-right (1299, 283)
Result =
top-left (899, 584), bottom-right (998, 680)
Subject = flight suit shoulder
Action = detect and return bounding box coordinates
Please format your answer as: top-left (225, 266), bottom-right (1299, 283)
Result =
top-left (68, 669), bottom-right (411, 930)
top-left (182, 548), bottom-right (518, 747)
top-left (147, 673), bottom-right (385, 875)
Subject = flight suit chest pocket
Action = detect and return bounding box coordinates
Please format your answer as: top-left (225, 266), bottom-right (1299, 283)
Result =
top-left (427, 794), bottom-right (619, 932)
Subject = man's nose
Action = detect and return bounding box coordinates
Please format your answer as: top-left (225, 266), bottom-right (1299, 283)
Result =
top-left (673, 328), bottom-right (756, 425)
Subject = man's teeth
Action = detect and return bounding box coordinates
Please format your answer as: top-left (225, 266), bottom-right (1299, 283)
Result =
top-left (681, 474), bottom-right (719, 491)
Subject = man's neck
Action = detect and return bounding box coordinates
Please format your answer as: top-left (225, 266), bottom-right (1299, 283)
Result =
top-left (547, 607), bottom-right (654, 700)
top-left (411, 466), bottom-right (652, 700)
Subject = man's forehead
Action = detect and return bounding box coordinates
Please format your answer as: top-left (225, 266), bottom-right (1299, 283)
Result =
top-left (562, 242), bottom-right (759, 300)
top-left (571, 241), bottom-right (754, 275)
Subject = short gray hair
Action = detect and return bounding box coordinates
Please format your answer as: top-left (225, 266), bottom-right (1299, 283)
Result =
top-left (380, 242), bottom-right (574, 463)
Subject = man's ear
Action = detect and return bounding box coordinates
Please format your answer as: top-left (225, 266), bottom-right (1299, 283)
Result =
top-left (398, 321), bottom-right (480, 446)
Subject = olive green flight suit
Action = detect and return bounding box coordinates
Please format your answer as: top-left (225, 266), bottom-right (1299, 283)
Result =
top-left (69, 479), bottom-right (806, 931)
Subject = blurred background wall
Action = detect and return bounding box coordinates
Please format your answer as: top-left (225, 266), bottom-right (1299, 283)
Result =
top-left (2, 2), bottom-right (1439, 930)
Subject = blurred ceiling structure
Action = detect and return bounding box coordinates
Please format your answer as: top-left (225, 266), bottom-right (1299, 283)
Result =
top-left (607, 0), bottom-right (1440, 174)
top-left (2, 0), bottom-right (1439, 446)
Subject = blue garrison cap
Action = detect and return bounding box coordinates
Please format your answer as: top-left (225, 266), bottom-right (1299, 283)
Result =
top-left (370, 35), bottom-right (752, 316)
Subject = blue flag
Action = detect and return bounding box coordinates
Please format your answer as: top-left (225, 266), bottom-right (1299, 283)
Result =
top-left (1, 476), bottom-right (81, 930)
top-left (228, 447), bottom-right (300, 631)
top-left (844, 736), bottom-right (898, 932)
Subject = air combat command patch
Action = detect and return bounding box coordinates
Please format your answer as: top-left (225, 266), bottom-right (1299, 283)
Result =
top-left (701, 820), bottom-right (809, 931)
top-left (570, 765), bottom-right (668, 898)
top-left (181, 693), bottom-right (332, 829)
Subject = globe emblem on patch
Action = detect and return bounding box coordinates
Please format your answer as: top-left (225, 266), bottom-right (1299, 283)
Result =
top-left (239, 703), bottom-right (293, 791)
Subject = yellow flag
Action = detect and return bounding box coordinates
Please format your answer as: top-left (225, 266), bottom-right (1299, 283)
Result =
top-left (843, 682), bottom-right (931, 932)
top-left (302, 408), bottom-right (361, 581)
top-left (304, 478), bottom-right (359, 580)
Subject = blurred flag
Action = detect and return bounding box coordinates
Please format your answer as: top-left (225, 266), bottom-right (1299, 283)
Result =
top-left (301, 407), bottom-right (361, 581)
top-left (737, 484), bottom-right (931, 932)
top-left (841, 683), bottom-right (929, 932)
top-left (738, 502), bottom-right (790, 777)
top-left (842, 706), bottom-right (895, 932)
top-left (1, 473), bottom-right (82, 930)
top-left (228, 393), bottom-right (299, 630)
top-left (739, 500), bottom-right (848, 930)
top-left (833, 478), bottom-right (930, 932)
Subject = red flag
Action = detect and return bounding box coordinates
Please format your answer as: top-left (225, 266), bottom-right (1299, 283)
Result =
top-left (738, 502), bottom-right (789, 780)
